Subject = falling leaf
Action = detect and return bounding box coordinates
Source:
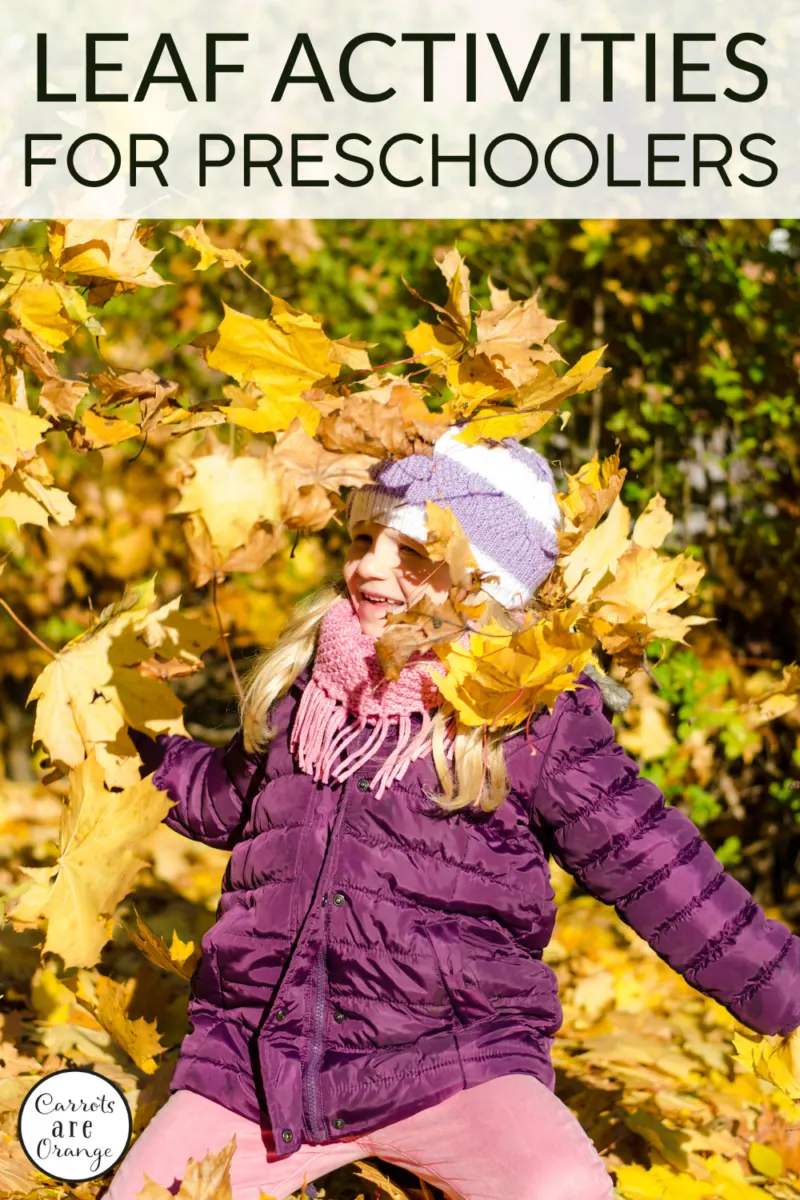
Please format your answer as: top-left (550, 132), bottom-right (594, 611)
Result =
top-left (172, 449), bottom-right (282, 573)
top-left (205, 298), bottom-right (342, 402)
top-left (26, 576), bottom-right (215, 782)
top-left (0, 403), bottom-right (49, 474)
top-left (632, 494), bottom-right (674, 550)
top-left (81, 408), bottom-right (141, 448)
top-left (616, 671), bottom-right (676, 761)
top-left (423, 500), bottom-right (479, 591)
top-left (557, 452), bottom-right (627, 554)
top-left (6, 751), bottom-right (173, 968)
top-left (66, 971), bottom-right (168, 1074)
top-left (91, 367), bottom-right (181, 432)
top-left (739, 664), bottom-right (800, 727)
top-left (48, 219), bottom-right (165, 290)
top-left (434, 607), bottom-right (598, 728)
top-left (271, 418), bottom-right (379, 532)
top-left (591, 542), bottom-right (713, 666)
top-left (472, 280), bottom-right (564, 387)
top-left (560, 494), bottom-right (632, 603)
top-left (119, 908), bottom-right (200, 981)
top-left (176, 221), bottom-right (250, 271)
top-left (219, 394), bottom-right (321, 438)
top-left (0, 464), bottom-right (76, 530)
top-left (375, 592), bottom-right (464, 681)
top-left (313, 381), bottom-right (447, 458)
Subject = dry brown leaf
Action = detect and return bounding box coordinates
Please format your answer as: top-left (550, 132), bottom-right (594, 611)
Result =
top-left (472, 279), bottom-right (564, 387)
top-left (315, 381), bottom-right (447, 458)
top-left (272, 418), bottom-right (379, 531)
top-left (91, 368), bottom-right (180, 432)
top-left (375, 592), bottom-right (467, 681)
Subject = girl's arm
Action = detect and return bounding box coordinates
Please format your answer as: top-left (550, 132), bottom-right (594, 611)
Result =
top-left (128, 726), bottom-right (267, 850)
top-left (523, 674), bottom-right (800, 1038)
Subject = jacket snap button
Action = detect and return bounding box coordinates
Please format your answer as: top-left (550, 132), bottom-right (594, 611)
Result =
top-left (333, 1010), bottom-right (345, 1023)
top-left (281, 1129), bottom-right (293, 1143)
top-left (333, 1118), bottom-right (346, 1130)
top-left (332, 893), bottom-right (346, 906)
top-left (357, 777), bottom-right (370, 791)
top-left (275, 1008), bottom-right (287, 1021)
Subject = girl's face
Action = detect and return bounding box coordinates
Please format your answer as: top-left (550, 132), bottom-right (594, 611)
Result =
top-left (344, 519), bottom-right (453, 638)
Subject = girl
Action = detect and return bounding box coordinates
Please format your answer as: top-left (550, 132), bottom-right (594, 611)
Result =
top-left (109, 428), bottom-right (800, 1200)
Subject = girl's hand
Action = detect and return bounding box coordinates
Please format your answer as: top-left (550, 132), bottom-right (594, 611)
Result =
top-left (731, 1025), bottom-right (800, 1101)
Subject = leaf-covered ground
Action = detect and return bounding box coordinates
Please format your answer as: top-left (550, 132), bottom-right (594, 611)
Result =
top-left (2, 782), bottom-right (799, 1200)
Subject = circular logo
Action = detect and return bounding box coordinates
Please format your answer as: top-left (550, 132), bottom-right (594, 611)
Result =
top-left (17, 1068), bottom-right (132, 1183)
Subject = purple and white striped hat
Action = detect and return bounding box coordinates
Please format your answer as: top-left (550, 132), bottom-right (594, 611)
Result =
top-left (346, 426), bottom-right (565, 610)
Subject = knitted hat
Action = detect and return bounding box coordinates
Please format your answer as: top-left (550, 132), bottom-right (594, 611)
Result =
top-left (346, 426), bottom-right (565, 610)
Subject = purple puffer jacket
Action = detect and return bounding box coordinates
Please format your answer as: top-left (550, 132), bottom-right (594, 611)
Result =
top-left (130, 668), bottom-right (800, 1159)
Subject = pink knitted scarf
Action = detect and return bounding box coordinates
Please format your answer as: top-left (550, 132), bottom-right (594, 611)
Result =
top-left (290, 596), bottom-right (449, 800)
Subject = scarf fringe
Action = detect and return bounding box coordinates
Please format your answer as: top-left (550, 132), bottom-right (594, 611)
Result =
top-left (290, 672), bottom-right (453, 798)
top-left (289, 599), bottom-right (452, 798)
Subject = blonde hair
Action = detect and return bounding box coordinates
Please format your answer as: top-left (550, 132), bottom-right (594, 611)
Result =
top-left (239, 584), bottom-right (528, 813)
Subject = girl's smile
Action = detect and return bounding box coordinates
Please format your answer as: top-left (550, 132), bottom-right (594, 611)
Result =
top-left (343, 519), bottom-right (453, 638)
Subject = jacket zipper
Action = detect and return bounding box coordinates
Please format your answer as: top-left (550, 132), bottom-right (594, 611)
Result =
top-left (300, 763), bottom-right (359, 1143)
top-left (304, 943), bottom-right (328, 1142)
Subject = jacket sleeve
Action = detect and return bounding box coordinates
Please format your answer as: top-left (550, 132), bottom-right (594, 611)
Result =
top-left (128, 725), bottom-right (267, 850)
top-left (527, 673), bottom-right (800, 1038)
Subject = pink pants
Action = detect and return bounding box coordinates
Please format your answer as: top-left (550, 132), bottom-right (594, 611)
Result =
top-left (103, 1076), bottom-right (613, 1200)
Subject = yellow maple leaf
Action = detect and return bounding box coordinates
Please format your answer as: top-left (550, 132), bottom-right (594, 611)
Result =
top-left (443, 357), bottom-right (510, 416)
top-left (68, 971), bottom-right (167, 1074)
top-left (0, 467), bottom-right (76, 530)
top-left (731, 1026), bottom-right (800, 1102)
top-left (119, 907), bottom-right (199, 982)
top-left (176, 220), bottom-right (250, 271)
top-left (172, 450), bottom-right (282, 565)
top-left (632, 493), bottom-right (674, 549)
top-left (326, 332), bottom-right (375, 372)
top-left (450, 347), bottom-right (609, 447)
top-left (271, 418), bottom-right (379, 532)
top-left (423, 501), bottom-right (478, 591)
top-left (402, 247), bottom-right (474, 372)
top-left (435, 608), bottom-right (598, 728)
top-left (27, 577), bottom-right (215, 782)
top-left (218, 394), bottom-right (321, 437)
top-left (205, 298), bottom-right (341, 402)
top-left (4, 278), bottom-right (77, 351)
top-left (81, 408), bottom-right (141, 448)
top-left (560, 494), bottom-right (632, 603)
top-left (740, 663), bottom-right (800, 727)
top-left (134, 1136), bottom-right (238, 1200)
top-left (48, 219), bottom-right (164, 288)
top-left (0, 404), bottom-right (49, 475)
top-left (616, 672), bottom-right (676, 761)
top-left (6, 751), bottom-right (173, 969)
top-left (405, 319), bottom-right (463, 372)
top-left (592, 542), bottom-right (712, 657)
top-left (557, 452), bottom-right (627, 552)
